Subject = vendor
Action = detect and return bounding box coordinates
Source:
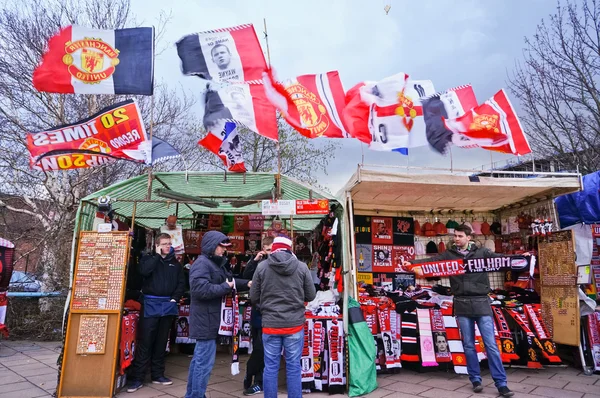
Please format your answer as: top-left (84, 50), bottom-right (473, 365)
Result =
top-left (403, 224), bottom-right (529, 398)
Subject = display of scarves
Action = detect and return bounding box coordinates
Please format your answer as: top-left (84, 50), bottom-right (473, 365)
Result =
top-left (587, 312), bottom-right (600, 372)
top-left (491, 306), bottom-right (519, 362)
top-left (231, 290), bottom-right (240, 375)
top-left (391, 310), bottom-right (402, 368)
top-left (417, 308), bottom-right (438, 366)
top-left (327, 319), bottom-right (345, 392)
top-left (301, 318), bottom-right (315, 383)
top-left (176, 304), bottom-right (195, 344)
top-left (218, 294), bottom-right (234, 336)
top-left (119, 312), bottom-right (139, 374)
top-left (441, 307), bottom-right (468, 374)
top-left (430, 309), bottom-right (452, 363)
top-left (524, 304), bottom-right (561, 363)
top-left (240, 304), bottom-right (252, 349)
top-left (400, 310), bottom-right (420, 362)
top-left (377, 300), bottom-right (400, 368)
top-left (312, 319), bottom-right (326, 391)
top-left (504, 308), bottom-right (542, 368)
top-left (361, 302), bottom-right (379, 335)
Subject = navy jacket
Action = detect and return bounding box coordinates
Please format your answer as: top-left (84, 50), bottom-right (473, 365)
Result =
top-left (139, 250), bottom-right (185, 301)
top-left (189, 230), bottom-right (249, 340)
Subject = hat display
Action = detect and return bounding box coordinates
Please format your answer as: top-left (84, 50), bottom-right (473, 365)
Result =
top-left (471, 220), bottom-right (482, 235)
top-left (481, 221), bottom-right (491, 236)
top-left (414, 220), bottom-right (422, 236)
top-left (415, 240), bottom-right (426, 256)
top-left (422, 221), bottom-right (436, 237)
top-left (490, 221), bottom-right (502, 235)
top-left (445, 219), bottom-right (459, 234)
top-left (426, 240), bottom-right (439, 254)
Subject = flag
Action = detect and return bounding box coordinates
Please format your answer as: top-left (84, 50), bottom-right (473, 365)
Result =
top-left (199, 121), bottom-right (247, 173)
top-left (33, 26), bottom-right (154, 95)
top-left (176, 24), bottom-right (266, 83)
top-left (151, 137), bottom-right (181, 165)
top-left (444, 89), bottom-right (532, 155)
top-left (202, 81), bottom-right (278, 141)
top-left (342, 73), bottom-right (436, 153)
top-left (422, 85), bottom-right (478, 154)
top-left (263, 69), bottom-right (349, 138)
top-left (27, 99), bottom-right (151, 171)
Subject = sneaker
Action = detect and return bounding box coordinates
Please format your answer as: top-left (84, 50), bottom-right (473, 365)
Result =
top-left (472, 381), bottom-right (483, 393)
top-left (126, 380), bottom-right (143, 393)
top-left (243, 384), bottom-right (263, 396)
top-left (243, 374), bottom-right (251, 390)
top-left (152, 377), bottom-right (173, 386)
top-left (498, 386), bottom-right (515, 397)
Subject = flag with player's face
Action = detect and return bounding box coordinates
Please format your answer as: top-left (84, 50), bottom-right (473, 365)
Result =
top-left (444, 89), bottom-right (532, 155)
top-left (198, 121), bottom-right (246, 173)
top-left (176, 24), bottom-right (266, 83)
top-left (33, 26), bottom-right (154, 95)
top-left (422, 85), bottom-right (478, 154)
top-left (263, 69), bottom-right (349, 138)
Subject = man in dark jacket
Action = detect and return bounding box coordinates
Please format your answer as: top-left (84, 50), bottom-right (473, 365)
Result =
top-left (250, 236), bottom-right (316, 398)
top-left (404, 224), bottom-right (526, 397)
top-left (186, 231), bottom-right (250, 398)
top-left (128, 233), bottom-right (185, 393)
top-left (241, 236), bottom-right (273, 395)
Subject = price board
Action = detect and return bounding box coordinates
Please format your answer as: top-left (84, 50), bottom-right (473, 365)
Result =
top-left (76, 315), bottom-right (108, 355)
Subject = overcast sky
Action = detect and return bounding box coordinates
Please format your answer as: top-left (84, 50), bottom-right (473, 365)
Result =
top-left (131, 0), bottom-right (557, 193)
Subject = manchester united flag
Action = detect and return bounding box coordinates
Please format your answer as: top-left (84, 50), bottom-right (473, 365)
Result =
top-left (444, 89), bottom-right (532, 155)
top-left (27, 99), bottom-right (151, 171)
top-left (33, 26), bottom-right (154, 95)
top-left (263, 70), bottom-right (349, 138)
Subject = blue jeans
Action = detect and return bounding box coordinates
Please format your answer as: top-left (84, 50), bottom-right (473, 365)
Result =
top-left (457, 316), bottom-right (507, 389)
top-left (185, 339), bottom-right (216, 398)
top-left (263, 329), bottom-right (304, 398)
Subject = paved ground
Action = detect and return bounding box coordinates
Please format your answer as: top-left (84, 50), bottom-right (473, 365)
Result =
top-left (1, 340), bottom-right (599, 397)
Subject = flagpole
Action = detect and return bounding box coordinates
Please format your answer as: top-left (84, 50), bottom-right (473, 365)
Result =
top-left (263, 17), bottom-right (282, 199)
top-left (449, 146), bottom-right (453, 173)
top-left (146, 29), bottom-right (156, 200)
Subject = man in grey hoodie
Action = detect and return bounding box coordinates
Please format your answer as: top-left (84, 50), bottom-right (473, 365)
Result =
top-left (250, 235), bottom-right (316, 398)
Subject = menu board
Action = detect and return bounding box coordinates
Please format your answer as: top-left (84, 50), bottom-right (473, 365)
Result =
top-left (72, 232), bottom-right (129, 311)
top-left (76, 315), bottom-right (108, 354)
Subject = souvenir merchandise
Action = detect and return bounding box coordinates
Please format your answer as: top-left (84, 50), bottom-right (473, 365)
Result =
top-left (119, 312), bottom-right (139, 374)
top-left (176, 304), bottom-right (194, 344)
top-left (430, 309), bottom-right (451, 363)
top-left (587, 312), bottom-right (600, 372)
top-left (417, 308), bottom-right (438, 366)
top-left (160, 217), bottom-right (184, 254)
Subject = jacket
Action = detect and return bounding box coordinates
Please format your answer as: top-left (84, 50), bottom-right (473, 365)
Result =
top-left (243, 256), bottom-right (262, 328)
top-left (411, 243), bottom-right (502, 316)
top-left (250, 250), bottom-right (316, 329)
top-left (189, 230), bottom-right (249, 340)
top-left (139, 250), bottom-right (185, 302)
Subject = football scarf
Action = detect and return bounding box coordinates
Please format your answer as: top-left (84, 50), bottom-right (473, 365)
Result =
top-left (218, 294), bottom-right (234, 336)
top-left (430, 309), bottom-right (452, 363)
top-left (441, 307), bottom-right (468, 374)
top-left (491, 306), bottom-right (519, 362)
top-left (587, 312), bottom-right (600, 372)
top-left (400, 310), bottom-right (420, 362)
top-left (0, 291), bottom-right (7, 338)
top-left (240, 304), bottom-right (252, 349)
top-left (378, 299), bottom-right (400, 368)
top-left (407, 256), bottom-right (530, 278)
top-left (312, 319), bottom-right (326, 391)
top-left (524, 304), bottom-right (561, 363)
top-left (327, 319), bottom-right (345, 387)
top-left (504, 308), bottom-right (542, 368)
top-left (390, 310), bottom-right (402, 368)
top-left (301, 318), bottom-right (315, 383)
top-left (119, 312), bottom-right (139, 374)
top-left (417, 308), bottom-right (438, 366)
top-left (361, 302), bottom-right (379, 335)
top-left (231, 290), bottom-right (240, 375)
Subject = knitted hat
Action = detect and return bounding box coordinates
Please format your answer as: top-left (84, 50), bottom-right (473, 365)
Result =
top-left (471, 220), bottom-right (482, 235)
top-left (481, 221), bottom-right (491, 236)
top-left (445, 219), bottom-right (459, 234)
top-left (438, 241), bottom-right (446, 253)
top-left (426, 240), bottom-right (439, 254)
top-left (413, 220), bottom-right (422, 236)
top-left (271, 235), bottom-right (292, 253)
top-left (490, 221), bottom-right (502, 235)
top-left (422, 222), bottom-right (436, 237)
top-left (415, 240), bottom-right (426, 256)
top-left (434, 221), bottom-right (447, 235)
top-left (484, 238), bottom-right (496, 252)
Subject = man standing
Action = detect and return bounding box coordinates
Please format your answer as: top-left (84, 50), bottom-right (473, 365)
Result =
top-left (186, 231), bottom-right (250, 398)
top-left (241, 236), bottom-right (273, 395)
top-left (250, 236), bottom-right (316, 398)
top-left (404, 225), bottom-right (522, 397)
top-left (128, 233), bottom-right (185, 393)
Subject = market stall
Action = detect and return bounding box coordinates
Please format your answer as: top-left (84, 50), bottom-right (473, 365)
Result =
top-left (56, 171), bottom-right (348, 398)
top-left (338, 164), bottom-right (585, 383)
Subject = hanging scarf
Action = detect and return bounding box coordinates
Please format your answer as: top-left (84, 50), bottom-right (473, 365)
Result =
top-left (430, 309), bottom-right (452, 363)
top-left (390, 310), bottom-right (402, 368)
top-left (417, 308), bottom-right (438, 366)
top-left (313, 319), bottom-right (326, 391)
top-left (491, 306), bottom-right (519, 362)
top-left (0, 291), bottom-right (8, 338)
top-left (400, 310), bottom-right (420, 362)
top-left (377, 299), bottom-right (400, 368)
top-left (524, 304), bottom-right (561, 363)
top-left (504, 308), bottom-right (542, 368)
top-left (441, 306), bottom-right (468, 374)
top-left (231, 290), bottom-right (240, 375)
top-left (119, 312), bottom-right (139, 374)
top-left (587, 312), bottom-right (600, 372)
top-left (219, 294), bottom-right (234, 336)
top-left (361, 303), bottom-right (379, 335)
top-left (327, 319), bottom-right (345, 387)
top-left (240, 304), bottom-right (252, 349)
top-left (301, 317), bottom-right (315, 383)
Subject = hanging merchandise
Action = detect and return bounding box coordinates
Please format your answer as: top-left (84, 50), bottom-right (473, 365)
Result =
top-left (119, 312), bottom-right (139, 374)
top-left (417, 308), bottom-right (438, 367)
top-left (198, 121), bottom-right (247, 173)
top-left (587, 312), bottom-right (600, 372)
top-left (218, 294), bottom-right (235, 336)
top-left (230, 286), bottom-right (241, 375)
top-left (400, 310), bottom-right (419, 363)
top-left (377, 298), bottom-right (400, 368)
top-left (160, 215), bottom-right (185, 254)
top-left (430, 309), bottom-right (451, 363)
top-left (524, 304), bottom-right (561, 363)
top-left (441, 307), bottom-right (468, 374)
top-left (491, 306), bottom-right (519, 363)
top-left (176, 304), bottom-right (194, 344)
top-left (504, 308), bottom-right (543, 368)
top-left (301, 319), bottom-right (315, 384)
top-left (327, 319), bottom-right (346, 393)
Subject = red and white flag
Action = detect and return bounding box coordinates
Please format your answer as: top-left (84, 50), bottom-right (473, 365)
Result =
top-left (199, 121), bottom-right (246, 173)
top-left (342, 73), bottom-right (436, 153)
top-left (444, 89), bottom-right (532, 155)
top-left (263, 70), bottom-right (349, 138)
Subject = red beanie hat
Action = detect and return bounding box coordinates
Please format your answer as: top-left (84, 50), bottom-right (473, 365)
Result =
top-left (271, 235), bottom-right (293, 253)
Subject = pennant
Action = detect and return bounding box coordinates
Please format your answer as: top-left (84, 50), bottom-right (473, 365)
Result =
top-left (422, 85), bottom-right (479, 154)
top-left (33, 26), bottom-right (154, 95)
top-left (177, 24), bottom-right (266, 83)
top-left (198, 122), bottom-right (247, 173)
top-left (263, 69), bottom-right (349, 138)
top-left (27, 99), bottom-right (151, 171)
top-left (342, 73), bottom-right (436, 153)
top-left (444, 89), bottom-right (532, 155)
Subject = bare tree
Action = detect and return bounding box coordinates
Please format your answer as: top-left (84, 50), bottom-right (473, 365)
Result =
top-left (508, 0), bottom-right (600, 174)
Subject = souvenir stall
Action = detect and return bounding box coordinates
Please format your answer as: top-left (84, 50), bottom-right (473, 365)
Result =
top-left (340, 165), bottom-right (584, 382)
top-left (56, 172), bottom-right (347, 398)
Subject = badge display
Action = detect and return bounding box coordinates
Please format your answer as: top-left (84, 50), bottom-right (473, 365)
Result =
top-left (76, 315), bottom-right (108, 354)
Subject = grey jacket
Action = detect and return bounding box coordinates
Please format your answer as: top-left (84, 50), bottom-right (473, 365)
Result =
top-left (411, 243), bottom-right (503, 316)
top-left (250, 250), bottom-right (316, 329)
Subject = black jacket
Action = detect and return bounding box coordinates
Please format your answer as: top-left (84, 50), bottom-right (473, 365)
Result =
top-left (189, 230), bottom-right (249, 340)
top-left (139, 250), bottom-right (185, 301)
top-left (411, 243), bottom-right (502, 316)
